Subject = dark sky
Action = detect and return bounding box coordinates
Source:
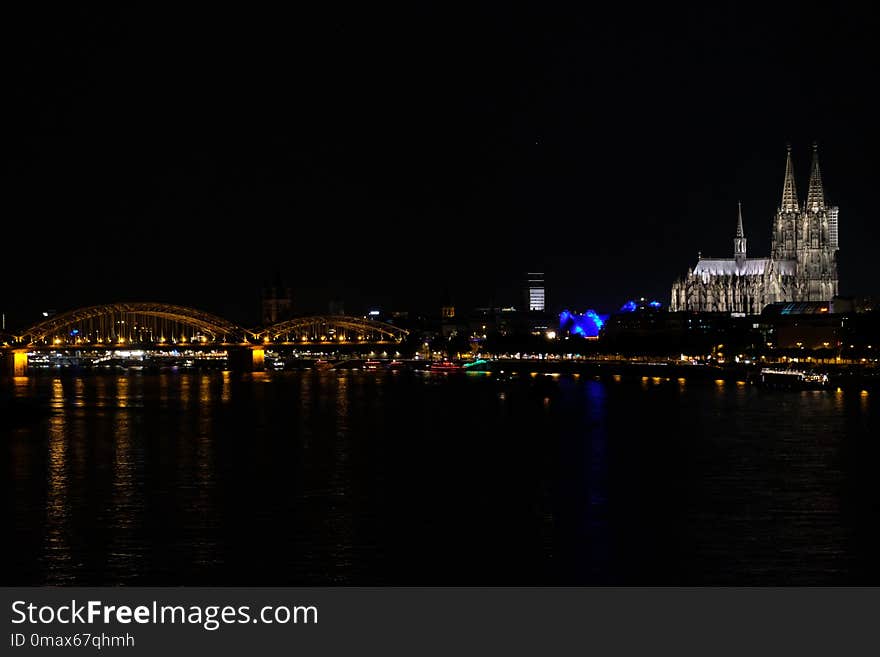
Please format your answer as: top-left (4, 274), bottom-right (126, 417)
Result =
top-left (4, 5), bottom-right (878, 326)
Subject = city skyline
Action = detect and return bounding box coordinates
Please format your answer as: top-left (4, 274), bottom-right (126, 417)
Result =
top-left (4, 6), bottom-right (878, 324)
top-left (6, 4), bottom-right (880, 613)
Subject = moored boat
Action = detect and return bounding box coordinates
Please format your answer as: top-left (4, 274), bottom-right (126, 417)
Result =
top-left (759, 368), bottom-right (829, 390)
top-left (429, 360), bottom-right (463, 373)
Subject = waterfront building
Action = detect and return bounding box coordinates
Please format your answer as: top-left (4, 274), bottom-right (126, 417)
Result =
top-left (670, 144), bottom-right (839, 314)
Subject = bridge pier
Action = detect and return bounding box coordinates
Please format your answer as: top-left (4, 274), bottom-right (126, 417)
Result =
top-left (227, 346), bottom-right (265, 372)
top-left (2, 350), bottom-right (29, 377)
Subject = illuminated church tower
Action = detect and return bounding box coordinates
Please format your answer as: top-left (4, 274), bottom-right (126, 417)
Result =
top-left (670, 144), bottom-right (840, 313)
top-left (734, 201), bottom-right (747, 267)
top-left (794, 143), bottom-right (839, 301)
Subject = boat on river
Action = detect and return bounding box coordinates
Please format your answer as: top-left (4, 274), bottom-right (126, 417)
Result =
top-left (759, 368), bottom-right (830, 390)
top-left (429, 360), bottom-right (463, 373)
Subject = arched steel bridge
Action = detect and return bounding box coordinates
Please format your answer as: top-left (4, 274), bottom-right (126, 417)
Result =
top-left (6, 303), bottom-right (409, 347)
top-left (254, 315), bottom-right (409, 343)
top-left (11, 302), bottom-right (254, 345)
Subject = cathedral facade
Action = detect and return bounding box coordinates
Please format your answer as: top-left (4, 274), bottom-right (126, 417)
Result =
top-left (670, 145), bottom-right (839, 314)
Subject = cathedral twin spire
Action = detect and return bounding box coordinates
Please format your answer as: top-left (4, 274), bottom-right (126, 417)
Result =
top-left (781, 144), bottom-right (800, 213)
top-left (806, 143), bottom-right (825, 211)
top-left (780, 142), bottom-right (826, 213)
top-left (736, 143), bottom-right (825, 262)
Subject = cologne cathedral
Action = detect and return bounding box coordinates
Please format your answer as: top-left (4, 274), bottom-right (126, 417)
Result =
top-left (670, 144), bottom-right (839, 314)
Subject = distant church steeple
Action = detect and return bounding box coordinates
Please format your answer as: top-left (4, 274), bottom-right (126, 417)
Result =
top-left (780, 143), bottom-right (799, 213)
top-left (806, 142), bottom-right (826, 211)
top-left (734, 201), bottom-right (747, 266)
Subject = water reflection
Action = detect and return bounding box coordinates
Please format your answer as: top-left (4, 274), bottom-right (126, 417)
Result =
top-left (584, 380), bottom-right (610, 579)
top-left (43, 382), bottom-right (73, 584)
top-left (13, 375), bottom-right (31, 398)
top-left (179, 374), bottom-right (191, 408)
top-left (116, 376), bottom-right (130, 408)
top-left (2, 371), bottom-right (877, 585)
top-left (327, 375), bottom-right (354, 580)
top-left (221, 370), bottom-right (231, 404)
top-left (104, 374), bottom-right (145, 583)
top-left (297, 372), bottom-right (314, 448)
top-left (191, 374), bottom-right (218, 569)
top-left (73, 378), bottom-right (85, 408)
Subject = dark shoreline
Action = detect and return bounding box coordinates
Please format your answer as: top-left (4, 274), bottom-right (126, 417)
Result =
top-left (467, 359), bottom-right (880, 390)
top-left (4, 358), bottom-right (879, 391)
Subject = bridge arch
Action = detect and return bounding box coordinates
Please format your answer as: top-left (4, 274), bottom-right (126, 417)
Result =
top-left (14, 302), bottom-right (252, 345)
top-left (259, 315), bottom-right (409, 343)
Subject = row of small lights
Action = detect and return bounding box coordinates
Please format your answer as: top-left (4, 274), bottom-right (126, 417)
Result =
top-left (47, 334), bottom-right (396, 345)
top-left (51, 335), bottom-right (210, 345)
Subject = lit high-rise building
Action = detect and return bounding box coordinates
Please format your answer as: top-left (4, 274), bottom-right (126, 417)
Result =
top-left (527, 272), bottom-right (545, 312)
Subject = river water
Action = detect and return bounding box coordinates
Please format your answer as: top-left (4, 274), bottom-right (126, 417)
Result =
top-left (2, 370), bottom-right (878, 584)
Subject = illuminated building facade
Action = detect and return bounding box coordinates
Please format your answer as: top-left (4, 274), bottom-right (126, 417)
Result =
top-left (670, 144), bottom-right (839, 314)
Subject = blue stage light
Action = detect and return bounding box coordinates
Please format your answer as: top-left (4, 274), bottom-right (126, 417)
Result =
top-left (559, 309), bottom-right (608, 338)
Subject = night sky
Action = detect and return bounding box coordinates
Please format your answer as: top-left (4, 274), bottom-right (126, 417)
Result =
top-left (4, 5), bottom-right (878, 326)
